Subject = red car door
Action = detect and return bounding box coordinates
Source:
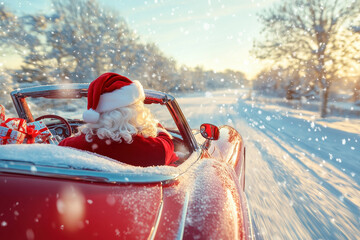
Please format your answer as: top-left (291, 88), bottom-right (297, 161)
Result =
top-left (0, 173), bottom-right (163, 240)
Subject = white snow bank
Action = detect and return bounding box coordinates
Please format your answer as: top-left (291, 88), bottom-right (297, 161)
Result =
top-left (245, 96), bottom-right (360, 135)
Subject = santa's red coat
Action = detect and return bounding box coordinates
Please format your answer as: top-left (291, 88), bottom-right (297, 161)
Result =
top-left (59, 132), bottom-right (178, 167)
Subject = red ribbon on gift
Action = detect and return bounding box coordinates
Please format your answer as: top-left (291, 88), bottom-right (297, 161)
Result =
top-left (0, 129), bottom-right (12, 145)
top-left (3, 118), bottom-right (27, 133)
top-left (0, 117), bottom-right (52, 144)
top-left (26, 125), bottom-right (42, 144)
top-left (29, 122), bottom-right (51, 143)
top-left (0, 118), bottom-right (45, 144)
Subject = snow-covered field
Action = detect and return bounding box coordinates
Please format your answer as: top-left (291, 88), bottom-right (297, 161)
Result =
top-left (176, 89), bottom-right (360, 240)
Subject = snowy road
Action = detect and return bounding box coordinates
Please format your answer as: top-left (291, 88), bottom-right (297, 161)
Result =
top-left (176, 90), bottom-right (360, 240)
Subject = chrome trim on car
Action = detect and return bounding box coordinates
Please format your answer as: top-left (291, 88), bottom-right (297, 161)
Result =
top-left (148, 190), bottom-right (164, 240)
top-left (11, 84), bottom-right (90, 98)
top-left (11, 84), bottom-right (172, 103)
top-left (0, 160), bottom-right (180, 184)
top-left (176, 191), bottom-right (190, 240)
top-left (166, 99), bottom-right (199, 151)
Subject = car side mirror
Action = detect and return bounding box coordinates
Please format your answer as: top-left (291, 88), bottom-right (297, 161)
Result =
top-left (200, 123), bottom-right (220, 140)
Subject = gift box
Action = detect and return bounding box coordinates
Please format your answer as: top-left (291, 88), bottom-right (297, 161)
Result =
top-left (0, 104), bottom-right (5, 123)
top-left (3, 118), bottom-right (27, 133)
top-left (0, 105), bottom-right (57, 145)
top-left (0, 126), bottom-right (26, 144)
top-left (0, 118), bottom-right (28, 145)
top-left (26, 120), bottom-right (55, 144)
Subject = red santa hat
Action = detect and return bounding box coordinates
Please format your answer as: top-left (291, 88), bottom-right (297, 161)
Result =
top-left (83, 72), bottom-right (145, 123)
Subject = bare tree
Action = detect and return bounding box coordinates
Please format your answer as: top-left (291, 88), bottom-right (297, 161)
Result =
top-left (353, 78), bottom-right (360, 103)
top-left (253, 0), bottom-right (360, 117)
top-left (351, 25), bottom-right (360, 104)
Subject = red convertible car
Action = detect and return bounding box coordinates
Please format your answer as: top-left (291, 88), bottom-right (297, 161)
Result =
top-left (0, 84), bottom-right (253, 239)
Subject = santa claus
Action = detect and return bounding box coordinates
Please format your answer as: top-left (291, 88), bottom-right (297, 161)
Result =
top-left (59, 72), bottom-right (178, 167)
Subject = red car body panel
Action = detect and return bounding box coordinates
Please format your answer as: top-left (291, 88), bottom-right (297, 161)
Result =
top-left (0, 173), bottom-right (162, 239)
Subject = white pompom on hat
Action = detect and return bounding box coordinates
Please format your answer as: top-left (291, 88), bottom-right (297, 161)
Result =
top-left (83, 72), bottom-right (145, 123)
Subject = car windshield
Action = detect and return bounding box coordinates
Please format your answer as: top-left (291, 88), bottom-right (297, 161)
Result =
top-left (27, 97), bottom-right (87, 120)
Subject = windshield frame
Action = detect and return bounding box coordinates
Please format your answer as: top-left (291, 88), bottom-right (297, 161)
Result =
top-left (10, 84), bottom-right (199, 152)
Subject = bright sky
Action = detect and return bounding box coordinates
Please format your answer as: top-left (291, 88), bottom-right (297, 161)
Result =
top-left (1, 0), bottom-right (279, 79)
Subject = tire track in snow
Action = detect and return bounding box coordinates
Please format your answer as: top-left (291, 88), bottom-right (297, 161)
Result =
top-left (241, 103), bottom-right (360, 206)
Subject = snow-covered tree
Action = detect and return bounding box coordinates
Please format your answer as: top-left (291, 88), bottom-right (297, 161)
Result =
top-left (1, 5), bottom-right (51, 84)
top-left (18, 15), bottom-right (54, 83)
top-left (253, 0), bottom-right (360, 117)
top-left (123, 43), bottom-right (179, 91)
top-left (0, 69), bottom-right (18, 113)
top-left (0, 5), bottom-right (27, 51)
top-left (353, 78), bottom-right (360, 104)
top-left (254, 66), bottom-right (286, 93)
top-left (351, 25), bottom-right (360, 104)
top-left (177, 65), bottom-right (247, 92)
top-left (45, 0), bottom-right (180, 89)
top-left (1, 0), bottom-right (248, 94)
top-left (44, 0), bottom-right (137, 82)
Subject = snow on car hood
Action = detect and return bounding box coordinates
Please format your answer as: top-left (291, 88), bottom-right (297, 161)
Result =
top-left (0, 144), bottom-right (196, 176)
